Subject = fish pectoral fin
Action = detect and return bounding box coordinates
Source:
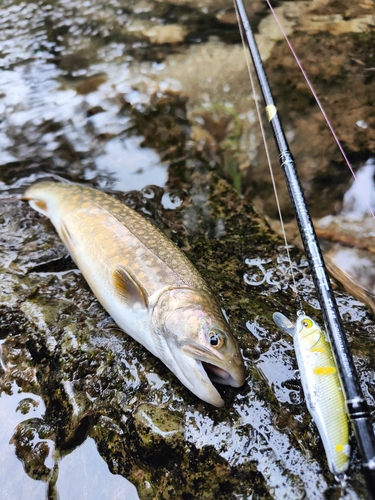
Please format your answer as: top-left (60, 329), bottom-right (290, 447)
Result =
top-left (273, 312), bottom-right (295, 336)
top-left (113, 267), bottom-right (148, 308)
top-left (60, 222), bottom-right (75, 251)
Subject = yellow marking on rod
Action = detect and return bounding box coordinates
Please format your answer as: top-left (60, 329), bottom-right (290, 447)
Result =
top-left (335, 444), bottom-right (345, 452)
top-left (313, 366), bottom-right (336, 375)
top-left (265, 104), bottom-right (277, 122)
top-left (310, 347), bottom-right (324, 353)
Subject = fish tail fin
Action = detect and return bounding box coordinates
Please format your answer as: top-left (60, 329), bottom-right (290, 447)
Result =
top-left (22, 182), bottom-right (59, 216)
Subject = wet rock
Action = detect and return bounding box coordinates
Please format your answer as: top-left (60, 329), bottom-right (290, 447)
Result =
top-left (2, 168), bottom-right (374, 498)
top-left (133, 403), bottom-right (185, 466)
top-left (76, 75), bottom-right (108, 95)
top-left (129, 90), bottom-right (190, 161)
top-left (143, 24), bottom-right (188, 45)
top-left (11, 417), bottom-right (54, 482)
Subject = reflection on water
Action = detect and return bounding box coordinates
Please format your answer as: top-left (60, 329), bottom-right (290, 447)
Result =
top-left (341, 158), bottom-right (375, 219)
top-left (330, 247), bottom-right (375, 295)
top-left (0, 383), bottom-right (139, 499)
top-left (0, 347), bottom-right (140, 499)
top-left (56, 438), bottom-right (139, 500)
top-left (0, 0), bottom-right (169, 191)
top-left (246, 321), bottom-right (299, 405)
top-left (92, 136), bottom-right (168, 192)
top-left (0, 385), bottom-right (47, 499)
top-left (316, 158), bottom-right (375, 297)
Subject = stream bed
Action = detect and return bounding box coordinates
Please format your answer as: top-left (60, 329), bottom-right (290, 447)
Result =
top-left (1, 0), bottom-right (375, 499)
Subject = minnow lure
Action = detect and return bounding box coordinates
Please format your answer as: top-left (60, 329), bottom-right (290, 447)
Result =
top-left (273, 312), bottom-right (350, 475)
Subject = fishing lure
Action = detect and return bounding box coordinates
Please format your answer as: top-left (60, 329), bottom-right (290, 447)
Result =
top-left (273, 312), bottom-right (350, 476)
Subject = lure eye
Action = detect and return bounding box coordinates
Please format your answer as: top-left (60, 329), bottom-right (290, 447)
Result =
top-left (302, 318), bottom-right (313, 328)
top-left (209, 330), bottom-right (224, 348)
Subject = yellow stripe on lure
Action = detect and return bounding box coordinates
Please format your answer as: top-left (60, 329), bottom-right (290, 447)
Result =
top-left (23, 182), bottom-right (245, 407)
top-left (273, 312), bottom-right (350, 475)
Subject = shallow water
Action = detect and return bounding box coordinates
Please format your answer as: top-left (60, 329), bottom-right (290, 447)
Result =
top-left (1, 0), bottom-right (375, 499)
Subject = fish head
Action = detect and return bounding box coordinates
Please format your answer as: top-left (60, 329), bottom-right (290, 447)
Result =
top-left (274, 312), bottom-right (322, 349)
top-left (296, 315), bottom-right (321, 349)
top-left (152, 287), bottom-right (246, 407)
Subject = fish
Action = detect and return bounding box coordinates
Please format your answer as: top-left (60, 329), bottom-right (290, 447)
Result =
top-left (23, 181), bottom-right (245, 407)
top-left (273, 312), bottom-right (350, 475)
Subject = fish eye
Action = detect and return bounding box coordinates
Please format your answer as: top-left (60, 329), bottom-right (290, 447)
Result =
top-left (209, 330), bottom-right (224, 348)
top-left (302, 318), bottom-right (313, 328)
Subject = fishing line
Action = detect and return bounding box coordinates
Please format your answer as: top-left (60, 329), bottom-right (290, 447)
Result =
top-left (236, 3), bottom-right (348, 484)
top-left (234, 2), bottom-right (304, 314)
top-left (234, 0), bottom-right (375, 496)
top-left (265, 0), bottom-right (375, 222)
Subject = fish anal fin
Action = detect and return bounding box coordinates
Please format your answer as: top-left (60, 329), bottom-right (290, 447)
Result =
top-left (273, 312), bottom-right (295, 336)
top-left (113, 267), bottom-right (148, 308)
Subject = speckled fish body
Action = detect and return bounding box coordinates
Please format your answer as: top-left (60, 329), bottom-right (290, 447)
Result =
top-left (24, 181), bottom-right (245, 406)
top-left (273, 312), bottom-right (349, 475)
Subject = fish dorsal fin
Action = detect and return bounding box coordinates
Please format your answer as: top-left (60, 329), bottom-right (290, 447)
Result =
top-left (273, 312), bottom-right (295, 336)
top-left (113, 267), bottom-right (148, 308)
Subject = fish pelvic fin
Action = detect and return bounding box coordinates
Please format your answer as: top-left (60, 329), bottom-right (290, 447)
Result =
top-left (273, 312), bottom-right (295, 336)
top-left (113, 267), bottom-right (148, 308)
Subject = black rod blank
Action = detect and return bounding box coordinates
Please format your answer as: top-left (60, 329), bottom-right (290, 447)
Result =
top-left (234, 0), bottom-right (375, 495)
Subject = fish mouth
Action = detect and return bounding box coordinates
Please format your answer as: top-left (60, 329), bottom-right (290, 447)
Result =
top-left (163, 344), bottom-right (239, 407)
top-left (156, 336), bottom-right (245, 407)
top-left (189, 359), bottom-right (226, 407)
top-left (201, 361), bottom-right (242, 387)
top-left (182, 342), bottom-right (245, 387)
top-left (173, 343), bottom-right (245, 406)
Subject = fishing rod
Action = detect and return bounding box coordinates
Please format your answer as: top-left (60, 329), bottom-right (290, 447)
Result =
top-left (234, 0), bottom-right (375, 495)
